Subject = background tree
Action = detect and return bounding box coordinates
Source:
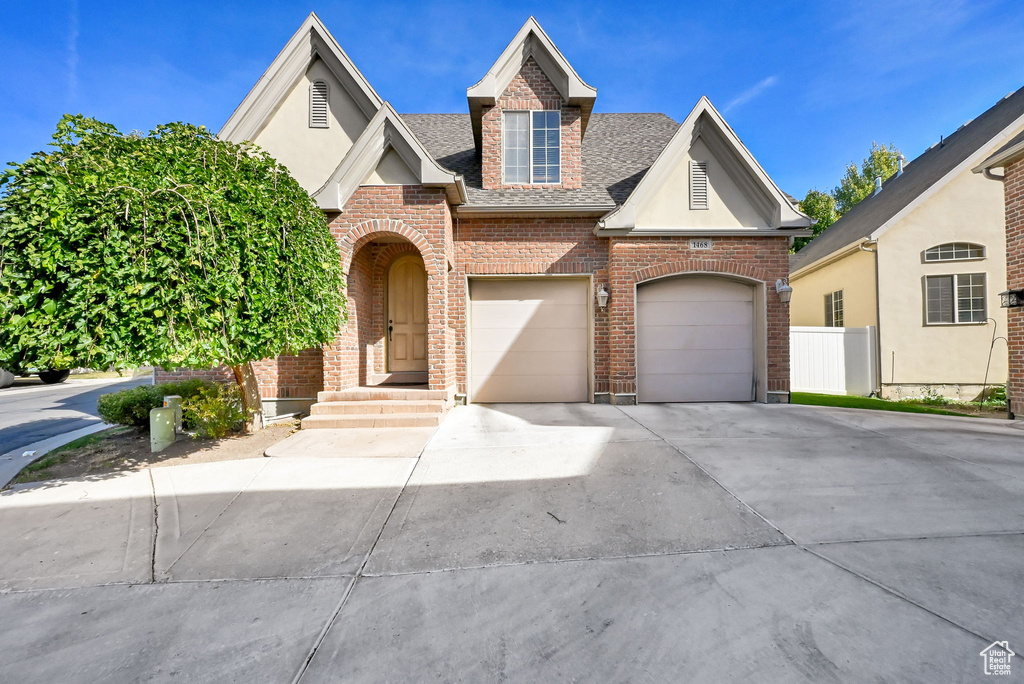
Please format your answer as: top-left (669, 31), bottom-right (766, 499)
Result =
top-left (794, 190), bottom-right (838, 251)
top-left (833, 142), bottom-right (903, 214)
top-left (0, 115), bottom-right (346, 431)
top-left (793, 142), bottom-right (903, 252)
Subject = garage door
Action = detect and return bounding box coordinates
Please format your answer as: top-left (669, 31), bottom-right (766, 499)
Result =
top-left (637, 276), bottom-right (754, 402)
top-left (469, 278), bottom-right (589, 402)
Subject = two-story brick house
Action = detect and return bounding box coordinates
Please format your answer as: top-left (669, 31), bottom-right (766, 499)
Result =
top-left (160, 14), bottom-right (812, 424)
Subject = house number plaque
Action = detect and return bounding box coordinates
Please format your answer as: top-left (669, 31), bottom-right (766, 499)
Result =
top-left (689, 238), bottom-right (714, 250)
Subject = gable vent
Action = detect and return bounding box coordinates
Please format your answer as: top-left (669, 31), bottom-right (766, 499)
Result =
top-left (690, 160), bottom-right (709, 210)
top-left (309, 81), bottom-right (329, 129)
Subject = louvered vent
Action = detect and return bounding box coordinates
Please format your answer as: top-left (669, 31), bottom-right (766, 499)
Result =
top-left (690, 160), bottom-right (709, 210)
top-left (309, 81), bottom-right (329, 128)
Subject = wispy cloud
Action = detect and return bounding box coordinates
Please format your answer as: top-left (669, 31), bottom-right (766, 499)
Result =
top-left (67, 0), bottom-right (79, 103)
top-left (724, 75), bottom-right (778, 113)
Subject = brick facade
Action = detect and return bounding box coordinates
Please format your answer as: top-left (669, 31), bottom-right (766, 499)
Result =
top-left (327, 186), bottom-right (454, 392)
top-left (1004, 158), bottom-right (1024, 415)
top-left (481, 58), bottom-right (582, 190)
top-left (606, 237), bottom-right (792, 398)
top-left (153, 348), bottom-right (323, 401)
top-left (159, 59), bottom-right (795, 408)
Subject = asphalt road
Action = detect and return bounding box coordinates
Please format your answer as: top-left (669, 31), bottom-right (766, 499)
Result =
top-left (0, 376), bottom-right (150, 455)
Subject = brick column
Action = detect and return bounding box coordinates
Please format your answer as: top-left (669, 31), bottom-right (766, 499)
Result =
top-left (1005, 159), bottom-right (1024, 416)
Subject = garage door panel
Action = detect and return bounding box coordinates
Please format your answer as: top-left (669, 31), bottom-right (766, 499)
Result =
top-left (641, 277), bottom-right (753, 303)
top-left (471, 303), bottom-right (588, 330)
top-left (638, 301), bottom-right (753, 327)
top-left (472, 374), bottom-right (588, 403)
top-left (471, 350), bottom-right (588, 378)
top-left (472, 327), bottom-right (588, 354)
top-left (637, 276), bottom-right (755, 403)
top-left (470, 279), bottom-right (589, 403)
top-left (639, 373), bottom-right (753, 403)
top-left (637, 324), bottom-right (753, 351)
top-left (470, 279), bottom-right (584, 303)
top-left (639, 349), bottom-right (753, 375)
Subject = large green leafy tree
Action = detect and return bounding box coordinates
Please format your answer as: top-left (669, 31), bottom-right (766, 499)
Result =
top-left (793, 190), bottom-right (838, 251)
top-left (794, 142), bottom-right (903, 252)
top-left (833, 142), bottom-right (903, 215)
top-left (0, 115), bottom-right (346, 430)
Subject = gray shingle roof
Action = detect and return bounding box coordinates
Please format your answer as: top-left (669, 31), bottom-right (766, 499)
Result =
top-left (791, 87), bottom-right (1024, 272)
top-left (401, 112), bottom-right (680, 208)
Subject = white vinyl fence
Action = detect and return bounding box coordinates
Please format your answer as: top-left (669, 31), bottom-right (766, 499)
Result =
top-left (791, 326), bottom-right (878, 396)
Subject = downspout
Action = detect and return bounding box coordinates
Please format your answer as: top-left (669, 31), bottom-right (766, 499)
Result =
top-left (982, 168), bottom-right (1005, 182)
top-left (859, 239), bottom-right (882, 395)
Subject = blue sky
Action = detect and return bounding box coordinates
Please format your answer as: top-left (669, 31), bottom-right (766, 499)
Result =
top-left (3, 1), bottom-right (1024, 196)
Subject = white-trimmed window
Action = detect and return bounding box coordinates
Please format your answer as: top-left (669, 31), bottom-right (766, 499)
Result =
top-left (925, 273), bottom-right (986, 324)
top-left (309, 80), bottom-right (329, 128)
top-left (825, 290), bottom-right (844, 327)
top-left (503, 110), bottom-right (560, 184)
top-left (924, 242), bottom-right (985, 262)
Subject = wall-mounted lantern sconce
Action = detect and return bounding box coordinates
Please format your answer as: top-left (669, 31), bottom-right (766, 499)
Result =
top-left (775, 278), bottom-right (793, 304)
top-left (596, 285), bottom-right (610, 309)
top-left (999, 288), bottom-right (1024, 308)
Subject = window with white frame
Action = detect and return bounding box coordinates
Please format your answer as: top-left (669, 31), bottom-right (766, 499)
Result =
top-left (925, 273), bottom-right (986, 324)
top-left (825, 290), bottom-right (844, 327)
top-left (924, 242), bottom-right (985, 262)
top-left (503, 110), bottom-right (560, 184)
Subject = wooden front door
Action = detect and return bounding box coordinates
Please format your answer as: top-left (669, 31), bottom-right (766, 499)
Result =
top-left (387, 255), bottom-right (428, 372)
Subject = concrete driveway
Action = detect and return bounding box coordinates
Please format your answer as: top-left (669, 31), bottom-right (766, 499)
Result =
top-left (1, 403), bottom-right (1022, 682)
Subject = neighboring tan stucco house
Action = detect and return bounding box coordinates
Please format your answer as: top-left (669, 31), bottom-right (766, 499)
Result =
top-left (975, 127), bottom-right (1024, 418)
top-left (159, 14), bottom-right (813, 424)
top-left (789, 89), bottom-right (1024, 401)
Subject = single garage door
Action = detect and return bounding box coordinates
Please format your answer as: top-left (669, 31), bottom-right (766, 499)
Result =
top-left (469, 278), bottom-right (589, 402)
top-left (637, 276), bottom-right (755, 402)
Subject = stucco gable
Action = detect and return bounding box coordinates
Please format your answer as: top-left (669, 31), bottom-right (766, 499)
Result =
top-left (597, 97), bottom-right (812, 236)
top-left (221, 13), bottom-right (382, 144)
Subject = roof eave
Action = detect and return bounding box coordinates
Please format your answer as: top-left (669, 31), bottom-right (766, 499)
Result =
top-left (973, 139), bottom-right (1024, 174)
top-left (457, 204), bottom-right (613, 218)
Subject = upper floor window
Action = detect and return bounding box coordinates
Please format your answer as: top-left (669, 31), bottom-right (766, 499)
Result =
top-left (924, 242), bottom-right (985, 262)
top-left (309, 80), bottom-right (329, 128)
top-left (503, 110), bottom-right (560, 184)
top-left (825, 289), bottom-right (844, 327)
top-left (925, 273), bottom-right (986, 324)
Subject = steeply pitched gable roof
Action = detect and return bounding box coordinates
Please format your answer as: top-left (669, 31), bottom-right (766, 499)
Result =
top-left (315, 103), bottom-right (466, 211)
top-left (792, 87), bottom-right (1024, 273)
top-left (466, 17), bottom-right (597, 149)
top-left (220, 13), bottom-right (383, 142)
top-left (597, 97), bottom-right (812, 234)
top-left (403, 112), bottom-right (679, 210)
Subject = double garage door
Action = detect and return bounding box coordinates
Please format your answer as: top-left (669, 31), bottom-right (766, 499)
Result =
top-left (468, 276), bottom-right (755, 403)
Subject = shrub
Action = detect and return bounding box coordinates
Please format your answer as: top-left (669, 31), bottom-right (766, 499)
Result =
top-left (97, 379), bottom-right (215, 428)
top-left (181, 382), bottom-right (247, 439)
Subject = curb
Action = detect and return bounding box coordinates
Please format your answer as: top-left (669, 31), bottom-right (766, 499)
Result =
top-left (0, 376), bottom-right (148, 398)
top-left (0, 422), bottom-right (111, 489)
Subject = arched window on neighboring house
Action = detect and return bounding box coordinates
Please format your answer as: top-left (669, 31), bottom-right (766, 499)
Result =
top-left (923, 242), bottom-right (985, 262)
top-left (309, 80), bottom-right (329, 128)
top-left (922, 243), bottom-right (988, 325)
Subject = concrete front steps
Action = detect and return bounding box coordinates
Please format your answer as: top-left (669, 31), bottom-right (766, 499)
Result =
top-left (301, 386), bottom-right (452, 429)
